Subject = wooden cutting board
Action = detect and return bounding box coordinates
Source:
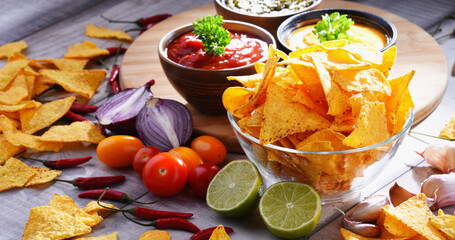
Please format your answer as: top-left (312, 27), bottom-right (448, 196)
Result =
top-left (120, 1), bottom-right (448, 152)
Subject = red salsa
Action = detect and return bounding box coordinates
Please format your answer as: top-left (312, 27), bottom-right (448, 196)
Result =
top-left (166, 31), bottom-right (267, 70)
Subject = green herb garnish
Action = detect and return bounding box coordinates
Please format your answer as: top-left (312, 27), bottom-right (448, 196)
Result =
top-left (192, 15), bottom-right (231, 56)
top-left (313, 12), bottom-right (355, 43)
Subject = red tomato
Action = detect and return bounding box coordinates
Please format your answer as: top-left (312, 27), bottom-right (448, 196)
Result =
top-left (142, 152), bottom-right (188, 197)
top-left (133, 146), bottom-right (162, 176)
top-left (169, 146), bottom-right (203, 176)
top-left (189, 163), bottom-right (220, 199)
top-left (190, 136), bottom-right (227, 165)
top-left (96, 135), bottom-right (143, 167)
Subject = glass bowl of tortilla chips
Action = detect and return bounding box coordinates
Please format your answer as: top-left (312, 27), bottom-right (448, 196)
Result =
top-left (223, 41), bottom-right (415, 203)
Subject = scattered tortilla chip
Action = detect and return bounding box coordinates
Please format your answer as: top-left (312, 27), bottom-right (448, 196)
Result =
top-left (83, 201), bottom-right (118, 218)
top-left (0, 134), bottom-right (25, 164)
top-left (139, 230), bottom-right (171, 240)
top-left (0, 41), bottom-right (27, 59)
top-left (25, 167), bottom-right (61, 187)
top-left (209, 225), bottom-right (231, 240)
top-left (20, 96), bottom-right (75, 134)
top-left (0, 100), bottom-right (41, 112)
top-left (340, 228), bottom-right (406, 240)
top-left (49, 194), bottom-right (103, 227)
top-left (86, 24), bottom-right (133, 42)
top-left (39, 69), bottom-right (106, 99)
top-left (0, 59), bottom-right (29, 90)
top-left (64, 40), bottom-right (109, 59)
top-left (40, 121), bottom-right (105, 144)
top-left (0, 157), bottom-right (36, 192)
top-left (430, 209), bottom-right (455, 239)
top-left (440, 113), bottom-right (455, 140)
top-left (22, 206), bottom-right (92, 239)
top-left (0, 73), bottom-right (29, 105)
top-left (35, 58), bottom-right (88, 71)
top-left (74, 232), bottom-right (118, 240)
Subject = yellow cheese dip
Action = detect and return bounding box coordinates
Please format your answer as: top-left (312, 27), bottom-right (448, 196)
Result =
top-left (286, 24), bottom-right (387, 51)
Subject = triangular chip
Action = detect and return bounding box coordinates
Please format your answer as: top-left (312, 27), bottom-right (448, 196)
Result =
top-left (430, 209), bottom-right (455, 239)
top-left (0, 100), bottom-right (41, 112)
top-left (0, 73), bottom-right (29, 105)
top-left (227, 73), bottom-right (262, 88)
top-left (139, 230), bottom-right (171, 240)
top-left (39, 69), bottom-right (106, 99)
top-left (222, 87), bottom-right (255, 118)
top-left (35, 58), bottom-right (88, 71)
top-left (50, 194), bottom-right (103, 227)
top-left (0, 41), bottom-right (27, 59)
top-left (83, 201), bottom-right (119, 218)
top-left (260, 83), bottom-right (330, 144)
top-left (86, 24), bottom-right (133, 42)
top-left (74, 232), bottom-right (118, 240)
top-left (0, 134), bottom-right (25, 164)
top-left (332, 68), bottom-right (391, 95)
top-left (209, 225), bottom-right (231, 240)
top-left (22, 206), bottom-right (91, 239)
top-left (40, 121), bottom-right (105, 144)
top-left (0, 157), bottom-right (36, 192)
top-left (64, 40), bottom-right (109, 59)
top-left (25, 167), bottom-right (61, 187)
top-left (440, 113), bottom-right (455, 140)
top-left (386, 70), bottom-right (415, 115)
top-left (0, 59), bottom-right (29, 90)
top-left (392, 89), bottom-right (414, 135)
top-left (20, 96), bottom-right (75, 134)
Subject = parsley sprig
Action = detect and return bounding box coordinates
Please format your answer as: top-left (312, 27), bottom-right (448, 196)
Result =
top-left (313, 12), bottom-right (355, 42)
top-left (192, 15), bottom-right (231, 56)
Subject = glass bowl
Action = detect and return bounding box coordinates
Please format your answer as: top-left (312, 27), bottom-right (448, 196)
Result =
top-left (228, 110), bottom-right (414, 204)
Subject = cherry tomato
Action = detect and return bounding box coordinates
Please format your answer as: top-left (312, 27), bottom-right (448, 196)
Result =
top-left (189, 163), bottom-right (220, 199)
top-left (169, 146), bottom-right (203, 176)
top-left (190, 136), bottom-right (227, 165)
top-left (142, 152), bottom-right (188, 197)
top-left (133, 146), bottom-right (162, 176)
top-left (96, 135), bottom-right (143, 167)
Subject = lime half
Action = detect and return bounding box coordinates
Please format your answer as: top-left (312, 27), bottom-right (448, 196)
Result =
top-left (206, 159), bottom-right (263, 217)
top-left (259, 181), bottom-right (321, 239)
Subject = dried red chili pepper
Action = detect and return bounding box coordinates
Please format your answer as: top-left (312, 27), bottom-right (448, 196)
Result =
top-left (190, 226), bottom-right (234, 240)
top-left (122, 212), bottom-right (200, 233)
top-left (108, 43), bottom-right (122, 85)
top-left (111, 80), bottom-right (121, 94)
top-left (64, 110), bottom-right (89, 122)
top-left (55, 175), bottom-right (125, 189)
top-left (21, 155), bottom-right (92, 169)
top-left (70, 103), bottom-right (98, 113)
top-left (78, 189), bottom-right (158, 204)
top-left (101, 13), bottom-right (172, 27)
top-left (106, 47), bottom-right (127, 55)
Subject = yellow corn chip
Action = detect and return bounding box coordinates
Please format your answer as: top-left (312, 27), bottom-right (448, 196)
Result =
top-left (50, 194), bottom-right (103, 227)
top-left (386, 70), bottom-right (415, 115)
top-left (74, 232), bottom-right (118, 240)
top-left (0, 134), bottom-right (25, 164)
top-left (86, 24), bottom-right (133, 42)
top-left (0, 157), bottom-right (36, 192)
top-left (35, 58), bottom-right (89, 71)
top-left (222, 87), bottom-right (255, 118)
top-left (0, 100), bottom-right (41, 112)
top-left (0, 73), bottom-right (29, 105)
top-left (227, 73), bottom-right (262, 88)
top-left (340, 228), bottom-right (406, 240)
top-left (430, 209), bottom-right (455, 239)
top-left (440, 113), bottom-right (455, 140)
top-left (332, 68), bottom-right (391, 95)
top-left (83, 201), bottom-right (118, 218)
top-left (20, 96), bottom-right (75, 134)
top-left (25, 166), bottom-right (61, 187)
top-left (64, 40), bottom-right (109, 59)
top-left (209, 225), bottom-right (231, 240)
top-left (139, 230), bottom-right (171, 240)
top-left (22, 205), bottom-right (91, 239)
top-left (0, 59), bottom-right (29, 90)
top-left (0, 41), bottom-right (27, 59)
top-left (40, 121), bottom-right (105, 144)
top-left (39, 69), bottom-right (106, 99)
top-left (392, 90), bottom-right (414, 135)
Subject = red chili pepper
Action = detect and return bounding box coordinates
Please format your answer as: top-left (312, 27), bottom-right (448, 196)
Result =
top-left (105, 47), bottom-right (127, 55)
top-left (108, 44), bottom-right (122, 84)
top-left (78, 189), bottom-right (158, 204)
top-left (122, 211), bottom-right (200, 233)
top-left (64, 110), bottom-right (89, 122)
top-left (21, 155), bottom-right (92, 169)
top-left (55, 175), bottom-right (125, 189)
top-left (70, 103), bottom-right (98, 113)
top-left (111, 80), bottom-right (121, 94)
top-left (190, 226), bottom-right (235, 240)
top-left (101, 13), bottom-right (171, 27)
top-left (126, 207), bottom-right (193, 220)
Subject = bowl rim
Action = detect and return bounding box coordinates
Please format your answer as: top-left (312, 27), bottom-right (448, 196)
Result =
top-left (158, 20), bottom-right (276, 72)
top-left (277, 8), bottom-right (398, 53)
top-left (228, 109), bottom-right (414, 155)
top-left (214, 0), bottom-right (325, 18)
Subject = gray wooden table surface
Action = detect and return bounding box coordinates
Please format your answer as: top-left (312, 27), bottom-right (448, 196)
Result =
top-left (0, 0), bottom-right (454, 239)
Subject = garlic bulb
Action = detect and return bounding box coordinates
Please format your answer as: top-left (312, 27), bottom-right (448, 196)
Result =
top-left (421, 173), bottom-right (455, 210)
top-left (418, 142), bottom-right (455, 173)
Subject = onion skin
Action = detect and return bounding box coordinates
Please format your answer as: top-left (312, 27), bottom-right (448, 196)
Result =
top-left (136, 98), bottom-right (193, 151)
top-left (389, 182), bottom-right (416, 207)
top-left (95, 80), bottom-right (154, 135)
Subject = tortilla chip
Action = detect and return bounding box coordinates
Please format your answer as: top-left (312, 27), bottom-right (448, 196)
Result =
top-left (430, 209), bottom-right (455, 239)
top-left (209, 225), bottom-right (231, 240)
top-left (282, 58), bottom-right (326, 101)
top-left (0, 41), bottom-right (27, 59)
top-left (0, 73), bottom-right (29, 105)
top-left (440, 113), bottom-right (455, 140)
top-left (260, 83), bottom-right (331, 144)
top-left (340, 228), bottom-right (406, 240)
top-left (392, 90), bottom-right (414, 135)
top-left (0, 157), bottom-right (36, 192)
top-left (139, 230), bottom-right (171, 240)
top-left (50, 194), bottom-right (103, 227)
top-left (64, 40), bottom-right (109, 59)
top-left (39, 69), bottom-right (106, 99)
top-left (0, 134), bottom-right (25, 164)
top-left (20, 96), bottom-right (75, 134)
top-left (82, 201), bottom-right (118, 218)
top-left (0, 100), bottom-right (41, 112)
top-left (25, 167), bottom-right (61, 187)
top-left (292, 89), bottom-right (329, 118)
top-left (227, 73), bottom-right (262, 88)
top-left (386, 71), bottom-right (415, 115)
top-left (40, 121), bottom-right (105, 144)
top-left (222, 87), bottom-right (255, 118)
top-left (35, 58), bottom-right (89, 71)
top-left (332, 68), bottom-right (391, 95)
top-left (0, 59), bottom-right (29, 90)
top-left (74, 232), bottom-right (118, 240)
top-left (22, 206), bottom-right (91, 239)
top-left (86, 24), bottom-right (133, 42)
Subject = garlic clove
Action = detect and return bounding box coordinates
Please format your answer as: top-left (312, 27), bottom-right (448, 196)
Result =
top-left (421, 173), bottom-right (455, 210)
top-left (389, 182), bottom-right (416, 207)
top-left (345, 195), bottom-right (389, 223)
top-left (342, 218), bottom-right (381, 238)
top-left (419, 142), bottom-right (455, 174)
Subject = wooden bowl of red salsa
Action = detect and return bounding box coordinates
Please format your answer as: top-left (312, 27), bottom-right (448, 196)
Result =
top-left (158, 20), bottom-right (275, 115)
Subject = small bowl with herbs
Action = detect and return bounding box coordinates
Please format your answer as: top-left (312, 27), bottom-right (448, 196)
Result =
top-left (158, 15), bottom-right (275, 115)
top-left (277, 8), bottom-right (397, 53)
top-left (214, 0), bottom-right (324, 39)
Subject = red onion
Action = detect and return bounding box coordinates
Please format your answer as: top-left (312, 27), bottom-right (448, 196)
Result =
top-left (95, 80), bottom-right (154, 135)
top-left (136, 98), bottom-right (193, 151)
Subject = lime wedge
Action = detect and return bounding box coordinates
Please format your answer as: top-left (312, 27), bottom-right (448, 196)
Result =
top-left (206, 159), bottom-right (263, 217)
top-left (259, 181), bottom-right (321, 239)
